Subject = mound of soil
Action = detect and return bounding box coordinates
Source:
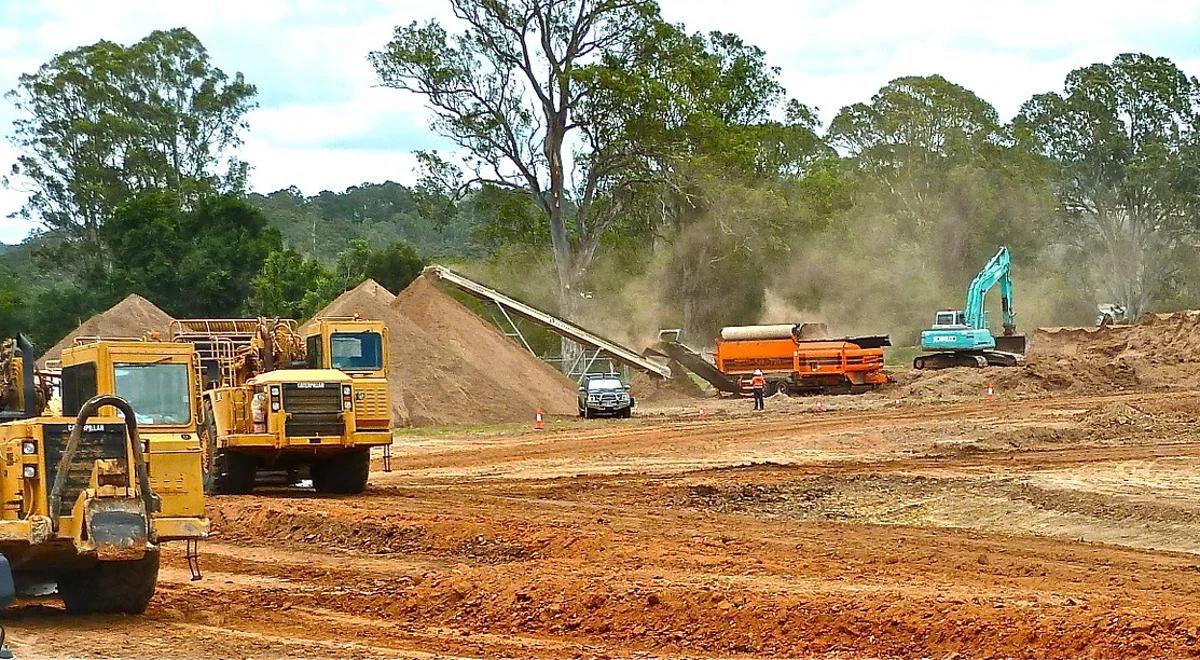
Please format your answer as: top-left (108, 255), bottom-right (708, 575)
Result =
top-left (892, 311), bottom-right (1200, 400)
top-left (631, 361), bottom-right (708, 404)
top-left (40, 294), bottom-right (174, 365)
top-left (391, 276), bottom-right (577, 424)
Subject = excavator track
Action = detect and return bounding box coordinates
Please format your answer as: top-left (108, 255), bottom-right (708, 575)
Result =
top-left (913, 351), bottom-right (1025, 370)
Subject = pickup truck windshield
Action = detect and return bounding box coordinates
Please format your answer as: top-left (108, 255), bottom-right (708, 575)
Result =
top-left (588, 378), bottom-right (624, 390)
top-left (114, 363), bottom-right (191, 425)
top-left (331, 332), bottom-right (384, 371)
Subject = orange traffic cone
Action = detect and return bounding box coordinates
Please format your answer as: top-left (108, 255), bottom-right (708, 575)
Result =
top-left (893, 396), bottom-right (901, 409)
top-left (986, 381), bottom-right (995, 400)
top-left (535, 408), bottom-right (545, 430)
top-left (698, 406), bottom-right (707, 421)
top-left (816, 400), bottom-right (825, 413)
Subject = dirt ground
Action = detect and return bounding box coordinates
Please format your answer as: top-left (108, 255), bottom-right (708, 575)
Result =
top-left (8, 383), bottom-right (1200, 658)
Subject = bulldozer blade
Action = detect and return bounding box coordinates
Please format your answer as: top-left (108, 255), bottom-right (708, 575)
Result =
top-left (86, 498), bottom-right (148, 561)
top-left (994, 334), bottom-right (1027, 355)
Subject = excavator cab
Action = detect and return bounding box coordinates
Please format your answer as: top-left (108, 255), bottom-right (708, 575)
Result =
top-left (932, 310), bottom-right (968, 328)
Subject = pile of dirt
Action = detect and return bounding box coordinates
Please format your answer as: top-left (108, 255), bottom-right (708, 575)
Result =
top-left (892, 311), bottom-right (1200, 400)
top-left (391, 276), bottom-right (577, 424)
top-left (40, 294), bottom-right (174, 365)
top-left (308, 277), bottom-right (577, 426)
top-left (300, 278), bottom-right (397, 333)
top-left (631, 361), bottom-right (708, 404)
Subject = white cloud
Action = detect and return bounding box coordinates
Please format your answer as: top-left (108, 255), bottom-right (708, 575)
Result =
top-left (659, 0), bottom-right (1200, 122)
top-left (241, 139), bottom-right (422, 195)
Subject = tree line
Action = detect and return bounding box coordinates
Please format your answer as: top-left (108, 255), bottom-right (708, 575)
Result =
top-left (3, 3), bottom-right (1200, 352)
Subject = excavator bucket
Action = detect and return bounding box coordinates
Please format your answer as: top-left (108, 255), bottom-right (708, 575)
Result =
top-left (994, 334), bottom-right (1027, 355)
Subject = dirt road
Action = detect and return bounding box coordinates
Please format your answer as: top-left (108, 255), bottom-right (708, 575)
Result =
top-left (10, 389), bottom-right (1200, 658)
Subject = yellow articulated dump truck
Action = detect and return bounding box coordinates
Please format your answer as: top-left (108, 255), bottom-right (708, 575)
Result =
top-left (0, 335), bottom-right (207, 614)
top-left (170, 317), bottom-right (392, 495)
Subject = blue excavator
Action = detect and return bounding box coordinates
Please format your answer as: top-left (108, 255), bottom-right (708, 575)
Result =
top-left (913, 246), bottom-right (1027, 369)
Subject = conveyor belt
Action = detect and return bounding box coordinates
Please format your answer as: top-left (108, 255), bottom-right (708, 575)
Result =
top-left (423, 266), bottom-right (670, 379)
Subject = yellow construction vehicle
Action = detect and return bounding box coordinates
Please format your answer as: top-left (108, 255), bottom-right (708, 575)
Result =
top-left (170, 318), bottom-right (392, 495)
top-left (301, 317), bottom-right (390, 433)
top-left (0, 335), bottom-right (207, 614)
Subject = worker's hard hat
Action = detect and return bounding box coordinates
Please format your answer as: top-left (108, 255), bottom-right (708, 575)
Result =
top-left (753, 369), bottom-right (763, 376)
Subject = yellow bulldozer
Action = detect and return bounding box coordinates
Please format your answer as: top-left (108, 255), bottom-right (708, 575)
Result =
top-left (169, 317), bottom-right (392, 495)
top-left (0, 335), bottom-right (207, 614)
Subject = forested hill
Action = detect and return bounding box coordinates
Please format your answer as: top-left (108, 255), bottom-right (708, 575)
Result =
top-left (247, 182), bottom-right (484, 263)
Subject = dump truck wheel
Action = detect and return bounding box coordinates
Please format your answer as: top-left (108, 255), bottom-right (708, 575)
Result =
top-left (58, 550), bottom-right (160, 615)
top-left (313, 449), bottom-right (370, 494)
top-left (218, 452), bottom-right (256, 495)
top-left (201, 400), bottom-right (255, 494)
top-left (200, 401), bottom-right (220, 494)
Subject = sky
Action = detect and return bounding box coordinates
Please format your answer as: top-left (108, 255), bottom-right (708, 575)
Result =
top-left (1, 0), bottom-right (1199, 243)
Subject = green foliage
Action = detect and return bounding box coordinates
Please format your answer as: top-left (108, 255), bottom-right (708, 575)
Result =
top-left (365, 241), bottom-right (426, 293)
top-left (328, 240), bottom-right (372, 295)
top-left (246, 249), bottom-right (331, 319)
top-left (6, 28), bottom-right (256, 270)
top-left (103, 192), bottom-right (282, 317)
top-left (244, 238), bottom-right (423, 320)
top-left (246, 182), bottom-right (481, 263)
top-left (829, 75), bottom-right (1002, 168)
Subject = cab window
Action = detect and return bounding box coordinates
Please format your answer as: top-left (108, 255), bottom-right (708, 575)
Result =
top-left (113, 363), bottom-right (191, 425)
top-left (306, 334), bottom-right (323, 369)
top-left (62, 362), bottom-right (98, 417)
top-left (330, 332), bottom-right (383, 371)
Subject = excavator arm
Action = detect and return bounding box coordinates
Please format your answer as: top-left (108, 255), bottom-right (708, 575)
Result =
top-left (963, 246), bottom-right (1017, 334)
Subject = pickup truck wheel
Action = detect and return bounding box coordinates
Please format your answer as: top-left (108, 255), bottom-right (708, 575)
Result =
top-left (313, 449), bottom-right (370, 494)
top-left (58, 550), bottom-right (160, 614)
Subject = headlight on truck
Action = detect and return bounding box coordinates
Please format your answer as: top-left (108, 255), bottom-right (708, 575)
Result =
top-left (22, 466), bottom-right (36, 479)
top-left (21, 441), bottom-right (35, 455)
top-left (342, 385), bottom-right (352, 397)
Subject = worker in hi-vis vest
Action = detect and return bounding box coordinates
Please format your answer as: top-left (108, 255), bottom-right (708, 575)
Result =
top-left (750, 369), bottom-right (766, 410)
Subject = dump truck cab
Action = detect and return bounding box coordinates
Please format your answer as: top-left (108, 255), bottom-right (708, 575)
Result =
top-left (60, 340), bottom-right (206, 527)
top-left (302, 318), bottom-right (391, 433)
top-left (0, 337), bottom-right (207, 614)
top-left (172, 318), bottom-right (391, 495)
